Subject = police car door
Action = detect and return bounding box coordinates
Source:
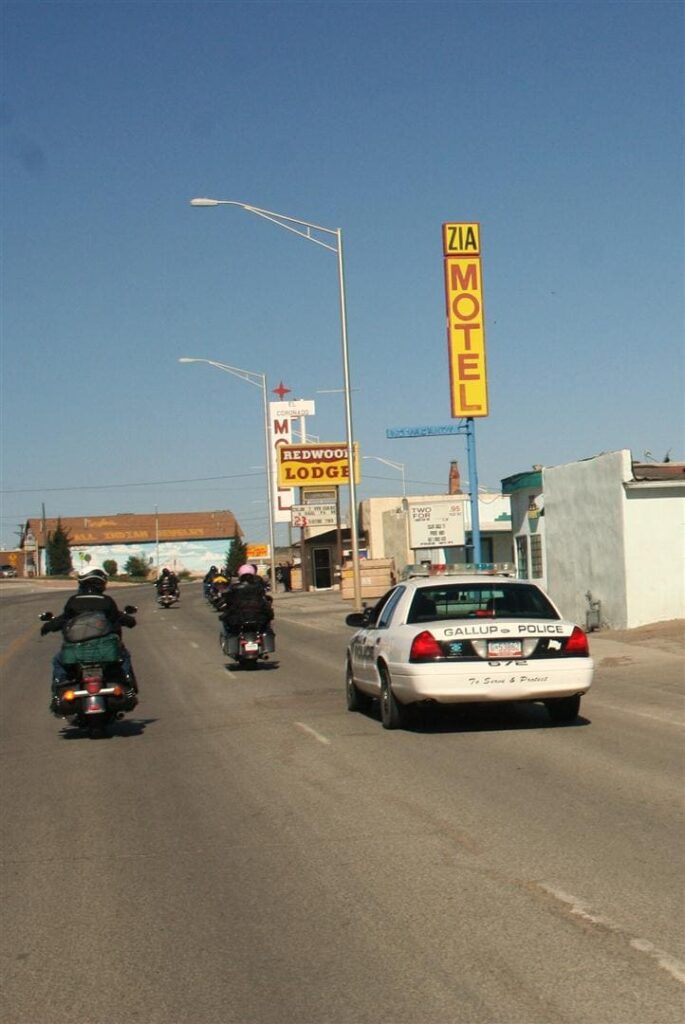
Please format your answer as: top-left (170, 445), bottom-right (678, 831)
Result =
top-left (366, 586), bottom-right (406, 692)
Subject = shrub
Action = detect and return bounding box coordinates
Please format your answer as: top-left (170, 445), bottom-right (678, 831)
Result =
top-left (124, 554), bottom-right (150, 579)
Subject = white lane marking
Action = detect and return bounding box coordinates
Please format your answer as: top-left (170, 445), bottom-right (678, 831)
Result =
top-left (190, 642), bottom-right (200, 649)
top-left (589, 699), bottom-right (685, 727)
top-left (538, 884), bottom-right (685, 986)
top-left (294, 721), bottom-right (331, 746)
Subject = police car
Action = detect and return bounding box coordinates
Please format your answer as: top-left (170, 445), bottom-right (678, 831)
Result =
top-left (344, 567), bottom-right (593, 729)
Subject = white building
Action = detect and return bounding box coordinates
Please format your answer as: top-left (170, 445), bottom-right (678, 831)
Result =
top-left (505, 451), bottom-right (684, 629)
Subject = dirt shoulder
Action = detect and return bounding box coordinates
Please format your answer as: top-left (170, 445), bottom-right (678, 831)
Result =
top-left (595, 619), bottom-right (685, 655)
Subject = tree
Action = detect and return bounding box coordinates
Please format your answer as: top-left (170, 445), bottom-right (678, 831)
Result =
top-left (102, 559), bottom-right (118, 578)
top-left (46, 518), bottom-right (72, 576)
top-left (225, 538), bottom-right (247, 578)
top-left (123, 554), bottom-right (150, 579)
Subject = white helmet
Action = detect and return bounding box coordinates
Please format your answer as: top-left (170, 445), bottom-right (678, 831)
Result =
top-left (77, 567), bottom-right (107, 591)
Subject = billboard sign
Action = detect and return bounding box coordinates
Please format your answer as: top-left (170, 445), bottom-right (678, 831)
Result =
top-left (246, 544), bottom-right (269, 559)
top-left (277, 443), bottom-right (360, 487)
top-left (301, 487), bottom-right (337, 505)
top-left (408, 499), bottom-right (466, 549)
top-left (269, 402), bottom-right (295, 523)
top-left (290, 504), bottom-right (337, 528)
top-left (271, 399), bottom-right (316, 418)
top-left (443, 222), bottom-right (489, 418)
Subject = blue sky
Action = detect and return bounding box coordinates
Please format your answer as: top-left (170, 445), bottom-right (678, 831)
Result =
top-left (2, 1), bottom-right (683, 551)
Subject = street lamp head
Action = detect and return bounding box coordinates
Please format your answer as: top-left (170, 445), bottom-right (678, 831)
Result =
top-left (190, 198), bottom-right (220, 206)
top-left (178, 357), bottom-right (197, 363)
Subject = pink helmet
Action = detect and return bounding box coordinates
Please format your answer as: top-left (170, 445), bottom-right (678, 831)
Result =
top-left (237, 564), bottom-right (256, 577)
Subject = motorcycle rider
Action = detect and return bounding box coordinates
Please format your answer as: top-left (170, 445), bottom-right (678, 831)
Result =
top-left (203, 565), bottom-right (219, 598)
top-left (156, 566), bottom-right (180, 598)
top-left (41, 567), bottom-right (138, 711)
top-left (220, 564), bottom-right (274, 646)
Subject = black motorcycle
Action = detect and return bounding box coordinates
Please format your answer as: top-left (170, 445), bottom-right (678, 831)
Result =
top-left (41, 608), bottom-right (138, 737)
top-left (220, 621), bottom-right (275, 669)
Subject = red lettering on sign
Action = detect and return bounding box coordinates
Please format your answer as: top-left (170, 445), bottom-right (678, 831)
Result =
top-left (458, 384), bottom-right (483, 411)
top-left (449, 262), bottom-right (478, 291)
top-left (457, 353), bottom-right (480, 379)
top-left (451, 323), bottom-right (481, 350)
top-left (451, 293), bottom-right (480, 321)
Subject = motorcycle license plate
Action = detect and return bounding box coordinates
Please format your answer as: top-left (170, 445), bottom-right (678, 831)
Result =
top-left (84, 695), bottom-right (106, 713)
top-left (243, 641), bottom-right (259, 652)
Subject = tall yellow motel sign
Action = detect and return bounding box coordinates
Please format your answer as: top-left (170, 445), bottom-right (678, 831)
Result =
top-left (442, 222), bottom-right (489, 418)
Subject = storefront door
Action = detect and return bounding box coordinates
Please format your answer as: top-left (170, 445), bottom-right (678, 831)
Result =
top-left (313, 547), bottom-right (333, 589)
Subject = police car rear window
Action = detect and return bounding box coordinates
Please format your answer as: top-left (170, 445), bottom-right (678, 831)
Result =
top-left (407, 584), bottom-right (558, 623)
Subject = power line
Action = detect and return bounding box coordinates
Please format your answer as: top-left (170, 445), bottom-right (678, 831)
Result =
top-left (0, 471), bottom-right (263, 495)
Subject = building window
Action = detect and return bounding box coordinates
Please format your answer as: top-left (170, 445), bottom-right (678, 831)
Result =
top-left (530, 534), bottom-right (543, 578)
top-left (516, 536), bottom-right (528, 579)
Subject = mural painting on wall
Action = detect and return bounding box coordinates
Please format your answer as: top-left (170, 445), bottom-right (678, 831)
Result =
top-left (71, 540), bottom-right (234, 574)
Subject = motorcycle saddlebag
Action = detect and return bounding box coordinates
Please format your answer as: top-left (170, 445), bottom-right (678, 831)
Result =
top-left (61, 634), bottom-right (122, 665)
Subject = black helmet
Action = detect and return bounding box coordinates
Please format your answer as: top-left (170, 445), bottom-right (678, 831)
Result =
top-left (162, 568), bottom-right (170, 576)
top-left (77, 567), bottom-right (107, 593)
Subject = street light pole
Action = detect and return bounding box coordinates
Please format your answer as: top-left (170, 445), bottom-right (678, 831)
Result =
top-left (178, 357), bottom-right (277, 590)
top-left (189, 196), bottom-right (363, 611)
top-left (363, 456), bottom-right (406, 497)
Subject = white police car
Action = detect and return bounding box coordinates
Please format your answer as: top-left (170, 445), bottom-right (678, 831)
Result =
top-left (344, 568), bottom-right (594, 729)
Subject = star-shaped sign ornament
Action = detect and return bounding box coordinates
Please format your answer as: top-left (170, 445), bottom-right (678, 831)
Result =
top-left (273, 381), bottom-right (291, 399)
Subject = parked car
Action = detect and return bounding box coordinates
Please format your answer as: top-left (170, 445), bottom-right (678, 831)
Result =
top-left (0, 564), bottom-right (17, 577)
top-left (344, 568), bottom-right (594, 729)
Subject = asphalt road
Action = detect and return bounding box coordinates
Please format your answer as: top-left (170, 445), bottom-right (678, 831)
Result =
top-left (1, 582), bottom-right (683, 1024)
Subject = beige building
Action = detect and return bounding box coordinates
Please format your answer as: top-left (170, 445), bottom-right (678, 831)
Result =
top-left (20, 510), bottom-right (242, 576)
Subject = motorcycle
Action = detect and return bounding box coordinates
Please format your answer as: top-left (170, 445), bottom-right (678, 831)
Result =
top-left (220, 620), bottom-right (275, 669)
top-left (157, 581), bottom-right (179, 608)
top-left (209, 580), bottom-right (230, 610)
top-left (41, 608), bottom-right (138, 737)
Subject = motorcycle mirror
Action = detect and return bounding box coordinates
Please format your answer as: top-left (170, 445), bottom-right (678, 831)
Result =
top-left (124, 605), bottom-right (138, 614)
top-left (39, 611), bottom-right (54, 621)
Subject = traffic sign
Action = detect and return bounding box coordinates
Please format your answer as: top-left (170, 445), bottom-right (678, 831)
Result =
top-left (386, 424), bottom-right (466, 438)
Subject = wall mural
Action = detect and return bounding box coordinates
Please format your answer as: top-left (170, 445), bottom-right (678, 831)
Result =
top-left (70, 539), bottom-right (234, 575)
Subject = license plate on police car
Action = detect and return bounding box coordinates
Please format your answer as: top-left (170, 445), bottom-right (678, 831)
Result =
top-left (488, 640), bottom-right (523, 658)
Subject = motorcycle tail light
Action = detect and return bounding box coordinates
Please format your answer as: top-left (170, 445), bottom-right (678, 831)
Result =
top-left (85, 680), bottom-right (101, 694)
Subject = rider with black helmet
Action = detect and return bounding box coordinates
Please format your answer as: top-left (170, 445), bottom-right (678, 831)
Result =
top-left (41, 567), bottom-right (139, 707)
top-left (155, 566), bottom-right (180, 598)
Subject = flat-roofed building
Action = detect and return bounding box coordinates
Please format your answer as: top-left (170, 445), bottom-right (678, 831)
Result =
top-left (20, 510), bottom-right (242, 577)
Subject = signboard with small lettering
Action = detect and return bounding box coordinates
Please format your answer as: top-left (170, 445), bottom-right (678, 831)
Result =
top-left (408, 500), bottom-right (465, 549)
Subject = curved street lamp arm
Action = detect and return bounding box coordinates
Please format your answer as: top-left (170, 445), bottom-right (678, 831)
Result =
top-left (179, 357), bottom-right (264, 389)
top-left (190, 199), bottom-right (338, 253)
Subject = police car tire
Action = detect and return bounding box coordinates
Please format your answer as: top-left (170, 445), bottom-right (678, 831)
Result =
top-left (345, 662), bottom-right (368, 712)
top-left (545, 694), bottom-right (581, 723)
top-left (379, 669), bottom-right (407, 730)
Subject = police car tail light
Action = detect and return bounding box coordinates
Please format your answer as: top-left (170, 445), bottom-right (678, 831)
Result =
top-left (409, 631), bottom-right (443, 661)
top-left (564, 626), bottom-right (589, 656)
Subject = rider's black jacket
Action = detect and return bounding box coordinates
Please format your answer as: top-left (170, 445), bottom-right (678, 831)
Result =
top-left (220, 578), bottom-right (274, 629)
top-left (156, 572), bottom-right (179, 593)
top-left (41, 593), bottom-right (136, 636)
